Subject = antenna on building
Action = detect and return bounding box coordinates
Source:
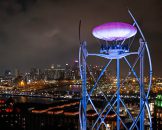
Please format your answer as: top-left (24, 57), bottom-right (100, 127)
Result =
top-left (79, 19), bottom-right (82, 44)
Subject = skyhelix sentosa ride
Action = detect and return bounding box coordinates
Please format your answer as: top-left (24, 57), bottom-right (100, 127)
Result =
top-left (79, 10), bottom-right (152, 130)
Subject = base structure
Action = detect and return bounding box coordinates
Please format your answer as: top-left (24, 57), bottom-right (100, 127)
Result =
top-left (79, 11), bottom-right (152, 130)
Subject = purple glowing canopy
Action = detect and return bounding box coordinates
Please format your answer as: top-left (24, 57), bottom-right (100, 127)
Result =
top-left (92, 22), bottom-right (137, 41)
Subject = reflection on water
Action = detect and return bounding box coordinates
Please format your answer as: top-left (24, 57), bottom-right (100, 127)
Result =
top-left (19, 96), bottom-right (27, 103)
top-left (0, 95), bottom-right (55, 104)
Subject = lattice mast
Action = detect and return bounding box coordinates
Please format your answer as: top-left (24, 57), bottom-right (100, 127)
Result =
top-left (79, 10), bottom-right (152, 130)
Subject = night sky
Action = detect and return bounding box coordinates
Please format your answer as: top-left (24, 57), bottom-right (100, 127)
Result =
top-left (0, 0), bottom-right (162, 76)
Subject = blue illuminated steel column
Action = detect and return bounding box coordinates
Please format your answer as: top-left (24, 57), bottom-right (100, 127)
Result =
top-left (140, 39), bottom-right (145, 130)
top-left (117, 58), bottom-right (120, 130)
top-left (78, 10), bottom-right (153, 130)
top-left (79, 41), bottom-right (88, 130)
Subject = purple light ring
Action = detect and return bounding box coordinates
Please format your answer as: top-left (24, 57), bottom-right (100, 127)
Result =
top-left (92, 22), bottom-right (137, 41)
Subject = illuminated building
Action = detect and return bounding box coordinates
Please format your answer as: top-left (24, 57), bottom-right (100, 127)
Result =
top-left (15, 69), bottom-right (21, 77)
top-left (0, 69), bottom-right (14, 87)
top-left (4, 70), bottom-right (12, 78)
top-left (44, 68), bottom-right (54, 80)
top-left (0, 97), bottom-right (26, 130)
top-left (30, 68), bottom-right (42, 81)
top-left (44, 65), bottom-right (65, 80)
top-left (51, 64), bottom-right (54, 69)
top-left (65, 64), bottom-right (73, 80)
top-left (154, 94), bottom-right (162, 129)
top-left (72, 60), bottom-right (80, 80)
top-left (19, 80), bottom-right (26, 87)
top-left (53, 65), bottom-right (65, 80)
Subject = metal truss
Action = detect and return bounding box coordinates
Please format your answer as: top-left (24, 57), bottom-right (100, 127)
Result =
top-left (79, 10), bottom-right (152, 130)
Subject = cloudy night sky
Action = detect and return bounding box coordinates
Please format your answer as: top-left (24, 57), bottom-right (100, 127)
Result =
top-left (0, 0), bottom-right (162, 76)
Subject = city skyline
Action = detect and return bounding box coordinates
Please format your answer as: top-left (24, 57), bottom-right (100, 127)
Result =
top-left (0, 0), bottom-right (162, 76)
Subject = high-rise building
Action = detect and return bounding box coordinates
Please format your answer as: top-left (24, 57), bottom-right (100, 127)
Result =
top-left (53, 65), bottom-right (65, 80)
top-left (44, 65), bottom-right (65, 80)
top-left (44, 69), bottom-right (52, 80)
top-left (30, 68), bottom-right (42, 81)
top-left (64, 64), bottom-right (73, 80)
top-left (1, 69), bottom-right (13, 86)
top-left (72, 60), bottom-right (80, 80)
top-left (15, 69), bottom-right (21, 77)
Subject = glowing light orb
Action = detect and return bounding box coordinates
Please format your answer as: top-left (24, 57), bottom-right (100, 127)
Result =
top-left (20, 80), bottom-right (25, 87)
top-left (92, 22), bottom-right (137, 41)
